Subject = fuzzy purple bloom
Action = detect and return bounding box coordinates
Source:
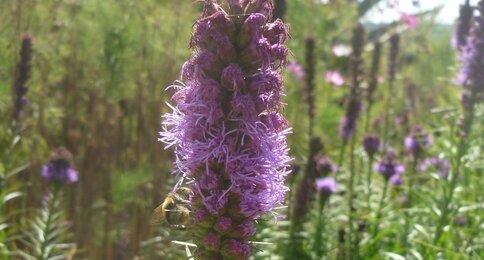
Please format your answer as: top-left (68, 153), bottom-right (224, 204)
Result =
top-left (456, 0), bottom-right (484, 103)
top-left (362, 134), bottom-right (381, 157)
top-left (375, 149), bottom-right (404, 181)
top-left (40, 147), bottom-right (78, 184)
top-left (404, 125), bottom-right (432, 156)
top-left (159, 1), bottom-right (291, 258)
top-left (315, 177), bottom-right (337, 195)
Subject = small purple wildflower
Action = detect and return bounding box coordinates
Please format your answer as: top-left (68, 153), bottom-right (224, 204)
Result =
top-left (40, 147), bottom-right (78, 184)
top-left (362, 134), bottom-right (381, 157)
top-left (159, 1), bottom-right (291, 258)
top-left (315, 177), bottom-right (337, 196)
top-left (404, 125), bottom-right (432, 156)
top-left (375, 149), bottom-right (405, 181)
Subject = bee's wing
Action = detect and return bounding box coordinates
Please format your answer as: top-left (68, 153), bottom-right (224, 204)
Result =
top-left (150, 204), bottom-right (165, 225)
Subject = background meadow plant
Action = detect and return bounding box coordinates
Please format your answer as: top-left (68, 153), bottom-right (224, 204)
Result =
top-left (0, 0), bottom-right (482, 259)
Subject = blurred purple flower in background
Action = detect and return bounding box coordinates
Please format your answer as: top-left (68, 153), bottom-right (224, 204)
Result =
top-left (400, 13), bottom-right (419, 30)
top-left (315, 156), bottom-right (337, 176)
top-left (452, 0), bottom-right (473, 51)
top-left (315, 177), bottom-right (337, 196)
top-left (404, 125), bottom-right (432, 156)
top-left (12, 33), bottom-right (32, 121)
top-left (375, 149), bottom-right (405, 181)
top-left (389, 173), bottom-right (404, 186)
top-left (362, 134), bottom-right (381, 157)
top-left (457, 0), bottom-right (484, 104)
top-left (287, 60), bottom-right (305, 80)
top-left (325, 70), bottom-right (345, 87)
top-left (420, 157), bottom-right (450, 177)
top-left (41, 147), bottom-right (78, 184)
top-left (339, 24), bottom-right (365, 142)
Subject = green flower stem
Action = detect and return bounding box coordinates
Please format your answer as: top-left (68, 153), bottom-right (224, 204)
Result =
top-left (371, 179), bottom-right (389, 238)
top-left (433, 103), bottom-right (476, 246)
top-left (403, 155), bottom-right (419, 249)
top-left (314, 196), bottom-right (328, 258)
top-left (366, 155), bottom-right (374, 210)
top-left (347, 137), bottom-right (357, 259)
top-left (39, 186), bottom-right (60, 260)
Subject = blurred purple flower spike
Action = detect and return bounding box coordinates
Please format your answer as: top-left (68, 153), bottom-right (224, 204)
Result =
top-left (40, 147), bottom-right (78, 184)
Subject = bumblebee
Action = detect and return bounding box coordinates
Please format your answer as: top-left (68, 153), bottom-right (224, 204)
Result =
top-left (151, 187), bottom-right (193, 228)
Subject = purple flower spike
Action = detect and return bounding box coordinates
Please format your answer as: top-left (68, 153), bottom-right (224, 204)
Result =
top-left (12, 33), bottom-right (32, 121)
top-left (315, 177), bottom-right (337, 196)
top-left (404, 125), bottom-right (432, 156)
top-left (375, 149), bottom-right (405, 181)
top-left (159, 1), bottom-right (291, 258)
top-left (453, 0), bottom-right (473, 51)
top-left (339, 24), bottom-right (365, 142)
top-left (457, 0), bottom-right (484, 104)
top-left (40, 147), bottom-right (78, 184)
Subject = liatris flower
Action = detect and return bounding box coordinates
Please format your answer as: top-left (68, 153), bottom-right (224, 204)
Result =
top-left (366, 42), bottom-right (381, 106)
top-left (315, 156), bottom-right (337, 177)
top-left (388, 33), bottom-right (400, 83)
top-left (12, 33), bottom-right (32, 121)
top-left (272, 0), bottom-right (286, 21)
top-left (339, 24), bottom-right (365, 142)
top-left (420, 157), bottom-right (450, 177)
top-left (159, 1), bottom-right (291, 258)
top-left (362, 134), bottom-right (381, 157)
top-left (325, 70), bottom-right (345, 87)
top-left (404, 125), bottom-right (432, 156)
top-left (41, 147), bottom-right (78, 184)
top-left (453, 0), bottom-right (473, 51)
top-left (457, 0), bottom-right (484, 104)
top-left (287, 60), bottom-right (305, 81)
top-left (375, 149), bottom-right (405, 181)
top-left (315, 177), bottom-right (337, 197)
top-left (304, 36), bottom-right (316, 130)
